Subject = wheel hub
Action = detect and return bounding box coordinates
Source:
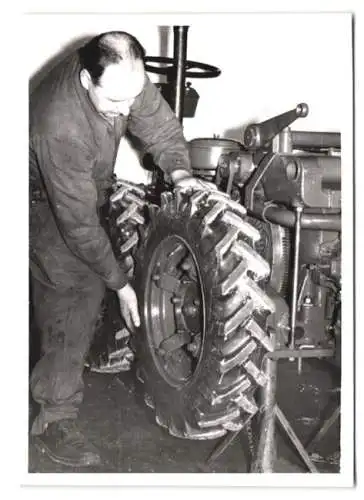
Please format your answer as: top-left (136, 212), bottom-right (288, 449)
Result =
top-left (172, 280), bottom-right (201, 334)
top-left (145, 236), bottom-right (205, 387)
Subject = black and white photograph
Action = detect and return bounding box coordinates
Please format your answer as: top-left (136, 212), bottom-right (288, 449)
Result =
top-left (4, 3), bottom-right (359, 491)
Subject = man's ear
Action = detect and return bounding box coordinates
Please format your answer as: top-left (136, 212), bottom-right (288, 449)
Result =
top-left (80, 69), bottom-right (92, 90)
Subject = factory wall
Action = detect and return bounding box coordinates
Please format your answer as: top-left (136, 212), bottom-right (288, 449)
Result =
top-left (27, 13), bottom-right (352, 183)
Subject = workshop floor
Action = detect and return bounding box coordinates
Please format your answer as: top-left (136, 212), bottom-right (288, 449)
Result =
top-left (28, 357), bottom-right (341, 474)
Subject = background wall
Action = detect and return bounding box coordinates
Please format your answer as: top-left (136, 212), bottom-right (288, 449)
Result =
top-left (28, 13), bottom-right (352, 183)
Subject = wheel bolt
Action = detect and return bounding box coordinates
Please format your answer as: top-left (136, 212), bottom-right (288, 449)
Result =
top-left (183, 304), bottom-right (198, 316)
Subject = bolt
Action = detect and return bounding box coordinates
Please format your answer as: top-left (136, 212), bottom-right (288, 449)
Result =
top-left (183, 304), bottom-right (198, 316)
top-left (156, 347), bottom-right (166, 357)
top-left (303, 296), bottom-right (312, 305)
top-left (152, 274), bottom-right (160, 282)
top-left (193, 299), bottom-right (201, 307)
top-left (171, 297), bottom-right (182, 304)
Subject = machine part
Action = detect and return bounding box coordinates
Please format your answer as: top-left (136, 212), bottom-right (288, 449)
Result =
top-left (243, 103), bottom-right (308, 151)
top-left (172, 26), bottom-right (188, 121)
top-left (265, 289), bottom-right (290, 348)
top-left (244, 153), bottom-right (280, 210)
top-left (134, 188), bottom-right (275, 439)
top-left (189, 138), bottom-right (243, 179)
top-left (189, 137), bottom-right (254, 188)
top-left (204, 412), bottom-right (256, 468)
top-left (206, 343), bottom-right (335, 471)
top-left (246, 217), bottom-right (291, 296)
top-left (294, 266), bottom-right (337, 346)
top-left (291, 131), bottom-right (341, 151)
top-left (272, 127), bottom-right (293, 154)
top-left (267, 347), bottom-right (335, 361)
top-left (273, 129), bottom-right (340, 154)
top-left (289, 205), bottom-right (303, 350)
top-left (144, 56), bottom-right (221, 79)
top-left (274, 405), bottom-right (319, 473)
top-left (144, 26), bottom-right (220, 123)
top-left (158, 81), bottom-right (201, 119)
top-left (306, 406), bottom-right (341, 455)
top-left (261, 155), bottom-right (341, 209)
top-left (252, 201), bottom-right (341, 232)
top-left (251, 331), bottom-right (277, 473)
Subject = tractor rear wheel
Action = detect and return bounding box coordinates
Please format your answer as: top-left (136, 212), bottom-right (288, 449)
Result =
top-left (134, 188), bottom-right (275, 439)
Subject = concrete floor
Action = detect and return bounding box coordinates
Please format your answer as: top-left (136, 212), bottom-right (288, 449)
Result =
top-left (28, 357), bottom-right (341, 474)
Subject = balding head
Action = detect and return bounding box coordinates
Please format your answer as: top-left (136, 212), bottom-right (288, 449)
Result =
top-left (79, 31), bottom-right (146, 120)
top-left (100, 32), bottom-right (145, 62)
top-left (79, 31), bottom-right (146, 85)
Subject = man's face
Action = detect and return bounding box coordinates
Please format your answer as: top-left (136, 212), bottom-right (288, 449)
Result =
top-left (81, 60), bottom-right (145, 119)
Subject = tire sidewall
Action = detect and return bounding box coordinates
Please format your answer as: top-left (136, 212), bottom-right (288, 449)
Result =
top-left (135, 208), bottom-right (219, 424)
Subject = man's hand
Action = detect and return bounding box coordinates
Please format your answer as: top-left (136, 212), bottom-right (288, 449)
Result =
top-left (116, 283), bottom-right (141, 332)
top-left (170, 169), bottom-right (218, 192)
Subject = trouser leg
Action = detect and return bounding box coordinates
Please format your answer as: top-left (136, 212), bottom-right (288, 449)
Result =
top-left (29, 274), bottom-right (105, 435)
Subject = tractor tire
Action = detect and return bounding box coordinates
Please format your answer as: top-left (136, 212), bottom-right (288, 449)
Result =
top-left (134, 188), bottom-right (276, 440)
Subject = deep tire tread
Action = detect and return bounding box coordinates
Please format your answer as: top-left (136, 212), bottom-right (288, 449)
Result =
top-left (134, 188), bottom-right (275, 439)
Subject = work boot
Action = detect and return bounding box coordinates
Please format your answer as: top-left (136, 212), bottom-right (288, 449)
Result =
top-left (32, 419), bottom-right (101, 467)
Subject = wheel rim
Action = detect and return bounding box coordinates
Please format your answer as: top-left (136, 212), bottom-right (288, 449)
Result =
top-left (144, 235), bottom-right (206, 388)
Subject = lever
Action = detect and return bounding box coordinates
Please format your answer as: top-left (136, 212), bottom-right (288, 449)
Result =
top-left (243, 103), bottom-right (309, 150)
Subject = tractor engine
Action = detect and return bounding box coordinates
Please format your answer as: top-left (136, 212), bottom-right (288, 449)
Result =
top-left (189, 104), bottom-right (341, 351)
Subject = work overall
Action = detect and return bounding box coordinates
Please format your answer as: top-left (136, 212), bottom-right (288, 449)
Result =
top-left (29, 52), bottom-right (190, 434)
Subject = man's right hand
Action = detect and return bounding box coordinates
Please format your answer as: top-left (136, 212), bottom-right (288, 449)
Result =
top-left (170, 169), bottom-right (218, 192)
top-left (116, 283), bottom-right (141, 332)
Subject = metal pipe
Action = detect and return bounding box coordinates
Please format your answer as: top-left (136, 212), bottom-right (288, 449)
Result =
top-left (289, 205), bottom-right (303, 350)
top-left (305, 407), bottom-right (341, 453)
top-left (274, 406), bottom-right (319, 473)
top-left (292, 131), bottom-right (341, 150)
top-left (172, 26), bottom-right (189, 123)
top-left (251, 349), bottom-right (277, 473)
top-left (205, 413), bottom-right (256, 467)
top-left (252, 202), bottom-right (341, 231)
top-left (267, 348), bottom-right (335, 360)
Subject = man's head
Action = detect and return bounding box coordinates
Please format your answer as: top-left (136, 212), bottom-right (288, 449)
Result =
top-left (79, 32), bottom-right (146, 119)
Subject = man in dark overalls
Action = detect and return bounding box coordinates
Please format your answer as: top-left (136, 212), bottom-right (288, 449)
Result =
top-left (29, 31), bottom-right (201, 467)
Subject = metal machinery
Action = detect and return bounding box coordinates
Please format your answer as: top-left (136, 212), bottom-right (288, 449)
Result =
top-left (99, 25), bottom-right (341, 472)
top-left (190, 105), bottom-right (341, 472)
top-left (190, 104), bottom-right (341, 352)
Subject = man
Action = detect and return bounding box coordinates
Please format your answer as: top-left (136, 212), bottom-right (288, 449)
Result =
top-left (29, 31), bottom-right (208, 467)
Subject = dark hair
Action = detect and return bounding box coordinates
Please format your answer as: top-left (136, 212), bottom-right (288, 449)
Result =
top-left (78, 31), bottom-right (146, 85)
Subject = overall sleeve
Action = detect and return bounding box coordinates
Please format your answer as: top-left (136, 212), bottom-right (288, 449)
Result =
top-left (32, 134), bottom-right (128, 291)
top-left (127, 76), bottom-right (192, 176)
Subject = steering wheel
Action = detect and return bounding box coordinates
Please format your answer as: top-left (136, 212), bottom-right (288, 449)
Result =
top-left (144, 56), bottom-right (221, 79)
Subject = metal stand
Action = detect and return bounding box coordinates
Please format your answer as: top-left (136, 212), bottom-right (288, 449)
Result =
top-left (205, 346), bottom-right (337, 473)
top-left (251, 352), bottom-right (277, 472)
top-left (305, 401), bottom-right (341, 455)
